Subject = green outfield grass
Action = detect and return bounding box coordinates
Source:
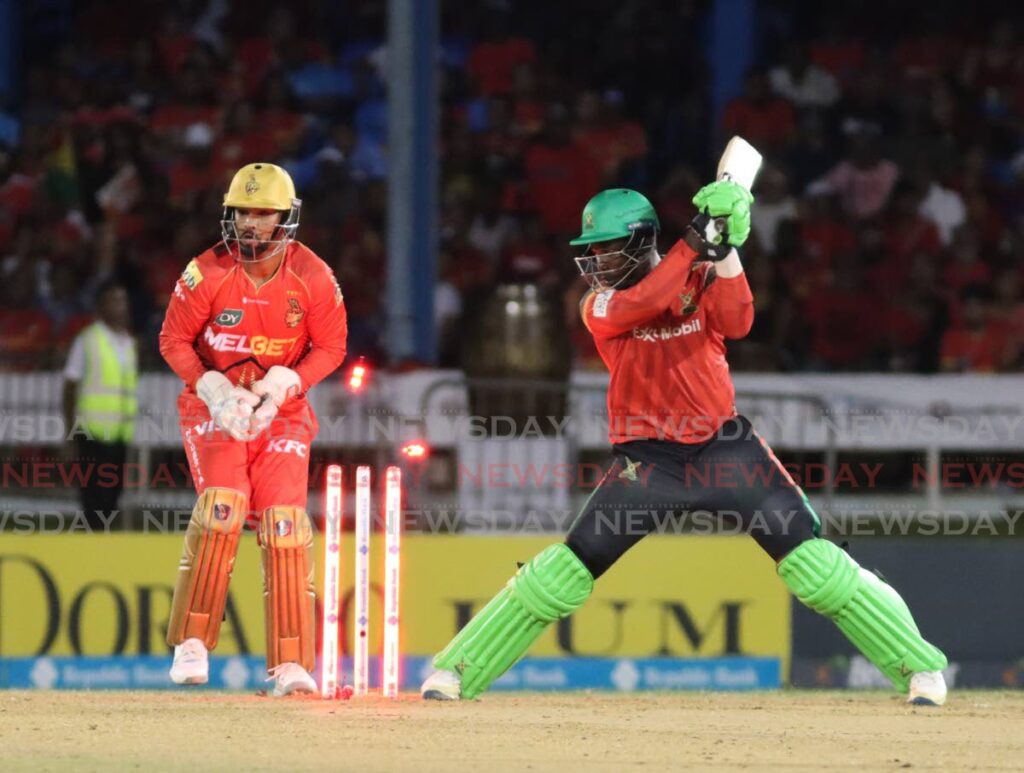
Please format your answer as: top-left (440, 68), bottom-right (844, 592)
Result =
top-left (1, 689), bottom-right (1021, 771)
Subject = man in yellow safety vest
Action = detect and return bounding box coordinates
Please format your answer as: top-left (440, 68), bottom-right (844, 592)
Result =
top-left (62, 282), bottom-right (137, 530)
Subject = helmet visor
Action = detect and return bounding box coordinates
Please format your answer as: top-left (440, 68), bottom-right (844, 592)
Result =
top-left (574, 230), bottom-right (656, 291)
top-left (220, 203), bottom-right (300, 263)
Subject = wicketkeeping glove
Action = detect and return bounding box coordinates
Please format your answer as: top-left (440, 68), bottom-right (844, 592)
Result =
top-left (196, 371), bottom-right (262, 441)
top-left (250, 366), bottom-right (302, 435)
top-left (690, 179), bottom-right (754, 259)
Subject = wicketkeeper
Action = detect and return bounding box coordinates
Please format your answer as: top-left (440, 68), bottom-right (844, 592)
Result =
top-left (421, 181), bottom-right (948, 705)
top-left (160, 163), bottom-right (347, 695)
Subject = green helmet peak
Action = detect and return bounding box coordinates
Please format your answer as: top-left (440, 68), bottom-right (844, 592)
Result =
top-left (569, 188), bottom-right (660, 246)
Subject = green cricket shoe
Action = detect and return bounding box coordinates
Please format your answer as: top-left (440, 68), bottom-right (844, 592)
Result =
top-left (421, 668), bottom-right (461, 701)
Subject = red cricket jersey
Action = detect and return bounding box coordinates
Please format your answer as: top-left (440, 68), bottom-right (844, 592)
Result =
top-left (159, 241), bottom-right (348, 404)
top-left (580, 239), bottom-right (754, 444)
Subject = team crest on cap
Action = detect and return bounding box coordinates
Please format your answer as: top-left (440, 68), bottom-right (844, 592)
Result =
top-left (585, 211), bottom-right (595, 229)
top-left (245, 174), bottom-right (260, 196)
top-left (276, 520), bottom-right (293, 537)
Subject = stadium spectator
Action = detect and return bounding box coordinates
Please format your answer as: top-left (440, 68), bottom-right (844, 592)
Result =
top-left (0, 0), bottom-right (1022, 378)
top-left (0, 254), bottom-right (52, 369)
top-left (913, 160), bottom-right (967, 246)
top-left (808, 123), bottom-right (899, 220)
top-left (523, 103), bottom-right (599, 238)
top-left (769, 43), bottom-right (840, 111)
top-left (721, 70), bottom-right (797, 154)
top-left (940, 286), bottom-right (1012, 372)
top-left (750, 165), bottom-right (798, 254)
top-left (62, 281), bottom-right (137, 530)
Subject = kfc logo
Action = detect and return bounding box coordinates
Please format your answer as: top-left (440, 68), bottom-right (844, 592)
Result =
top-left (266, 439), bottom-right (308, 457)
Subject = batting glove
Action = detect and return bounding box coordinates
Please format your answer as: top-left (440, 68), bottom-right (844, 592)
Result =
top-left (690, 179), bottom-right (754, 254)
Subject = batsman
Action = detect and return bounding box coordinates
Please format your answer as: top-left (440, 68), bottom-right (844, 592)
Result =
top-left (159, 163), bottom-right (347, 695)
top-left (421, 146), bottom-right (948, 705)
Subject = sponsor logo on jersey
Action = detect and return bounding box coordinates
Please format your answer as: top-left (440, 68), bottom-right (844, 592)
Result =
top-left (592, 290), bottom-right (615, 318)
top-left (203, 327), bottom-right (298, 356)
top-left (679, 290), bottom-right (699, 316)
top-left (181, 260), bottom-right (203, 290)
top-left (192, 419), bottom-right (217, 435)
top-left (266, 439), bottom-right (308, 457)
top-left (618, 457), bottom-right (642, 481)
top-left (633, 318), bottom-right (702, 342)
top-left (215, 308), bottom-right (243, 327)
top-left (284, 298), bottom-right (305, 328)
top-left (241, 297), bottom-right (270, 306)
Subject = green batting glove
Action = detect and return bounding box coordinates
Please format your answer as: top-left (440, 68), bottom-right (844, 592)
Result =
top-left (692, 180), bottom-right (754, 247)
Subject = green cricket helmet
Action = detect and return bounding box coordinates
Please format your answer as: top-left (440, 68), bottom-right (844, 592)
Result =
top-left (571, 189), bottom-right (660, 291)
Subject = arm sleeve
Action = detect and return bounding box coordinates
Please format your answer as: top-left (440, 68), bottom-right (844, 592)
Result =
top-left (704, 272), bottom-right (755, 339)
top-left (62, 334), bottom-right (86, 381)
top-left (158, 271), bottom-right (213, 388)
top-left (293, 265), bottom-right (348, 391)
top-left (581, 239), bottom-right (699, 338)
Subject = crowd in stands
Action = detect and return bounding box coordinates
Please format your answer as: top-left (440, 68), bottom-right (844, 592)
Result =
top-left (1, 0), bottom-right (1022, 374)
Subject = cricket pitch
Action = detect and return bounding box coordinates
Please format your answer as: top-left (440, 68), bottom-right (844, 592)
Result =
top-left (2, 690), bottom-right (1021, 771)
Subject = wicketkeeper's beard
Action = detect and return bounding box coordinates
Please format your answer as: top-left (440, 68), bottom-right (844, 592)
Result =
top-left (229, 226), bottom-right (290, 263)
top-left (237, 230), bottom-right (272, 260)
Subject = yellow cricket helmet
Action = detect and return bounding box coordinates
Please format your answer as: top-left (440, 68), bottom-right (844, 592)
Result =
top-left (220, 163), bottom-right (302, 262)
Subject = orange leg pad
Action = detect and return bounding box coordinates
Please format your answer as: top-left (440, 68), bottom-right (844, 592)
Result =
top-left (259, 506), bottom-right (315, 672)
top-left (167, 488), bottom-right (248, 649)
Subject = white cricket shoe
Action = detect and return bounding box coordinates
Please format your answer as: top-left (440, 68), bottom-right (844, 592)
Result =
top-left (421, 669), bottom-right (461, 701)
top-left (267, 662), bottom-right (317, 697)
top-left (169, 638), bottom-right (209, 685)
top-left (907, 670), bottom-right (947, 706)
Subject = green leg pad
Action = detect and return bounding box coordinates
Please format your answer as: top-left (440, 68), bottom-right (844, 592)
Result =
top-left (434, 543), bottom-right (594, 699)
top-left (778, 539), bottom-right (946, 691)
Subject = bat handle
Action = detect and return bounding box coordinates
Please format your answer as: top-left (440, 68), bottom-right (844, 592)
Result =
top-left (710, 172), bottom-right (736, 237)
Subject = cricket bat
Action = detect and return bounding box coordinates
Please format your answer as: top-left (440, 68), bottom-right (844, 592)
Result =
top-left (717, 135), bottom-right (763, 191)
top-left (706, 136), bottom-right (763, 244)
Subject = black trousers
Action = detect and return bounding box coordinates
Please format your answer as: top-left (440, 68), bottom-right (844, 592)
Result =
top-left (75, 438), bottom-right (127, 530)
top-left (565, 416), bottom-right (820, 579)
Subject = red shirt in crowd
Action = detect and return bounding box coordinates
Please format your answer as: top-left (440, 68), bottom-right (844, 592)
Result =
top-left (721, 97), bottom-right (796, 151)
top-left (940, 325), bottom-right (1009, 372)
top-left (468, 38), bottom-right (536, 96)
top-left (804, 288), bottom-right (881, 367)
top-left (524, 141), bottom-right (599, 234)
